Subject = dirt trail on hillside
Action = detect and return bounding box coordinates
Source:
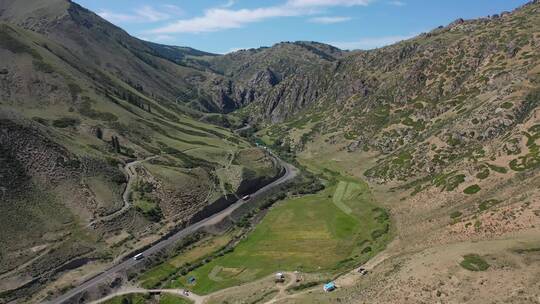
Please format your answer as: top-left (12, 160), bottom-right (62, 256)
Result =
top-left (87, 155), bottom-right (158, 227)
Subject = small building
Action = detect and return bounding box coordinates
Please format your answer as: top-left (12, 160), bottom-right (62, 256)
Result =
top-left (323, 282), bottom-right (336, 292)
top-left (275, 272), bottom-right (285, 283)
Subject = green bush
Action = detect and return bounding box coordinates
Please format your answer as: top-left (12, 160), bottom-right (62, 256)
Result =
top-left (361, 246), bottom-right (372, 254)
top-left (475, 169), bottom-right (490, 179)
top-left (478, 199), bottom-right (501, 212)
top-left (450, 211), bottom-right (462, 219)
top-left (33, 60), bottom-right (54, 73)
top-left (52, 117), bottom-right (80, 128)
top-left (460, 254), bottom-right (490, 271)
top-left (487, 163), bottom-right (508, 174)
top-left (68, 83), bottom-right (82, 101)
top-left (463, 184), bottom-right (481, 195)
top-left (500, 101), bottom-right (513, 109)
top-left (511, 154), bottom-right (539, 171)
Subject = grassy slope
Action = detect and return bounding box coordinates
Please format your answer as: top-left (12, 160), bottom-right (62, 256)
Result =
top-left (0, 13), bottom-right (278, 302)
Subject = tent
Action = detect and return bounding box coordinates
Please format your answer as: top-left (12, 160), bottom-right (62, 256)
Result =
top-left (323, 282), bottom-right (336, 292)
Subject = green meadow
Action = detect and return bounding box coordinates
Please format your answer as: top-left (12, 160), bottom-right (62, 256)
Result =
top-left (169, 174), bottom-right (391, 294)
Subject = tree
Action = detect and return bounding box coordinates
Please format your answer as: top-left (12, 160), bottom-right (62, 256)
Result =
top-left (96, 127), bottom-right (103, 140)
top-left (111, 136), bottom-right (121, 153)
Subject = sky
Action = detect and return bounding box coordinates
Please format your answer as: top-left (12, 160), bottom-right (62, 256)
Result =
top-left (75, 0), bottom-right (529, 54)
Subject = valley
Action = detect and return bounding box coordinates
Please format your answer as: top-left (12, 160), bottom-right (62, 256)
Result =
top-left (0, 0), bottom-right (539, 303)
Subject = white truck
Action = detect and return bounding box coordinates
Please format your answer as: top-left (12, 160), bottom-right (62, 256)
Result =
top-left (133, 253), bottom-right (144, 261)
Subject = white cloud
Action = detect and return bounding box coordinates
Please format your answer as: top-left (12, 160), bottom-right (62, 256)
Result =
top-left (98, 5), bottom-right (182, 24)
top-left (221, 0), bottom-right (237, 8)
top-left (149, 0), bottom-right (372, 34)
top-left (329, 33), bottom-right (417, 50)
top-left (389, 1), bottom-right (406, 6)
top-left (150, 6), bottom-right (306, 34)
top-left (309, 16), bottom-right (351, 24)
top-left (161, 4), bottom-right (185, 16)
top-left (135, 6), bottom-right (170, 22)
top-left (97, 10), bottom-right (139, 23)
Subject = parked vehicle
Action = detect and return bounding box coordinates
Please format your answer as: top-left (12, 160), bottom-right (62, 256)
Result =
top-left (242, 195), bottom-right (251, 201)
top-left (133, 253), bottom-right (144, 261)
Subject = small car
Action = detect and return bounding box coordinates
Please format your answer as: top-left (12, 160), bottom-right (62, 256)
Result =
top-left (357, 267), bottom-right (368, 275)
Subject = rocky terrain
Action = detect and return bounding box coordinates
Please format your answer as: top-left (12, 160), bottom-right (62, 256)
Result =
top-left (0, 0), bottom-right (539, 303)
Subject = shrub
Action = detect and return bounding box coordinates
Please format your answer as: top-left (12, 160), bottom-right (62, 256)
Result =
top-left (450, 211), bottom-right (462, 219)
top-left (460, 254), bottom-right (490, 271)
top-left (32, 116), bottom-right (48, 125)
top-left (463, 184), bottom-right (481, 195)
top-left (52, 117), bottom-right (79, 128)
top-left (476, 169), bottom-right (490, 179)
top-left (500, 101), bottom-right (513, 109)
top-left (487, 163), bottom-right (508, 174)
top-left (478, 199), bottom-right (501, 211)
top-left (33, 60), bottom-right (54, 73)
top-left (361, 246), bottom-right (372, 254)
top-left (68, 83), bottom-right (82, 101)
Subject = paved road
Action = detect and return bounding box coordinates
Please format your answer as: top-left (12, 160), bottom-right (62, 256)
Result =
top-left (48, 153), bottom-right (297, 304)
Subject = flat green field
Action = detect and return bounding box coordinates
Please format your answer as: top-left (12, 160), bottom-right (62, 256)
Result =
top-left (139, 233), bottom-right (234, 288)
top-left (169, 175), bottom-right (390, 294)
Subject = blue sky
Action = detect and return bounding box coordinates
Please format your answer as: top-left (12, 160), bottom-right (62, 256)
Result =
top-left (76, 0), bottom-right (528, 54)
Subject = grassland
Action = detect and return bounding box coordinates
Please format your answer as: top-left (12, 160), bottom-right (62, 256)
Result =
top-left (165, 173), bottom-right (390, 295)
top-left (139, 233), bottom-right (234, 289)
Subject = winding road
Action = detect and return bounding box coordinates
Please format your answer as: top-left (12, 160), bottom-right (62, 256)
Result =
top-left (88, 155), bottom-right (159, 227)
top-left (48, 152), bottom-right (297, 304)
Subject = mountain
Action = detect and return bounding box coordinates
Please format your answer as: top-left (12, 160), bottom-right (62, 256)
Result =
top-left (1, 0), bottom-right (539, 303)
top-left (256, 1), bottom-right (540, 182)
top-left (250, 2), bottom-right (540, 302)
top-left (0, 0), bottom-right (282, 302)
